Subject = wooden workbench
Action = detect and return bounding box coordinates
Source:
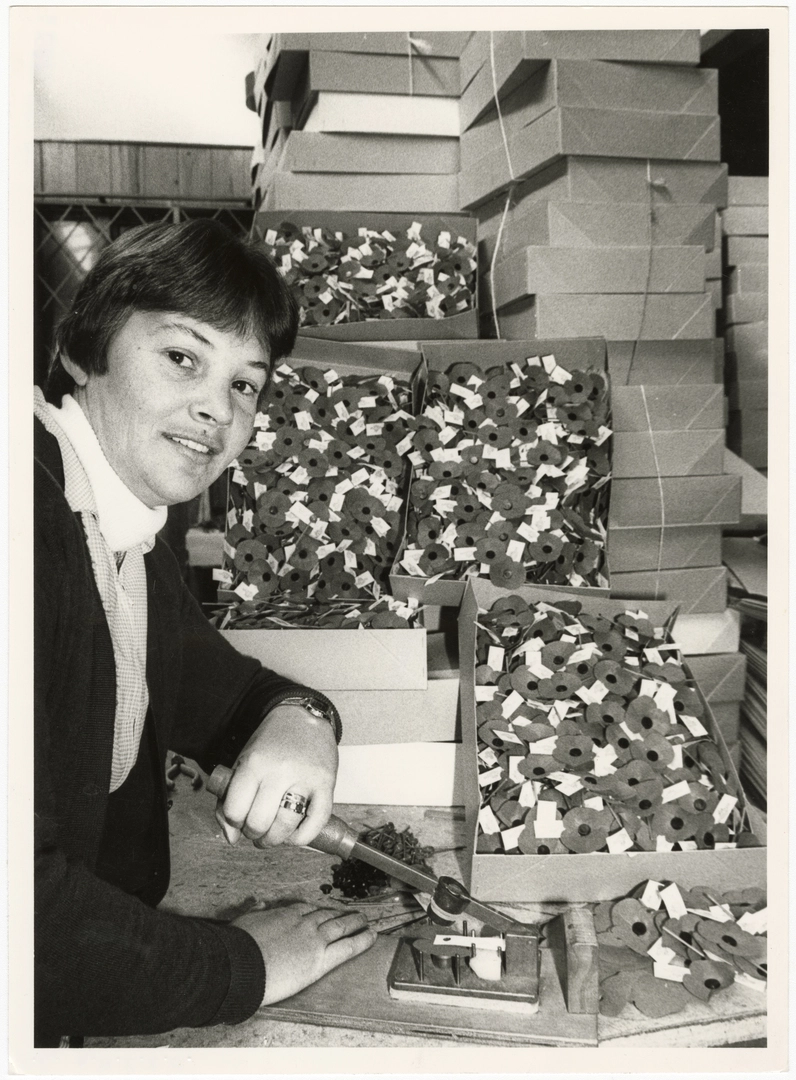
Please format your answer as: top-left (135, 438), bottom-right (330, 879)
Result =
top-left (85, 779), bottom-right (766, 1050)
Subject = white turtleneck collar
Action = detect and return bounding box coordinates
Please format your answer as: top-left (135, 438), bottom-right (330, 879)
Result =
top-left (46, 393), bottom-right (168, 552)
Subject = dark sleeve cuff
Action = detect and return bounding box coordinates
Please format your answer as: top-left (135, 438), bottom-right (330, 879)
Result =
top-left (204, 675), bottom-right (343, 772)
top-left (201, 922), bottom-right (266, 1027)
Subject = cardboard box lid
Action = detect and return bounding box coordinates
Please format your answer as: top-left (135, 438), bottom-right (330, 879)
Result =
top-left (530, 293), bottom-right (715, 342)
top-left (301, 91), bottom-right (460, 136)
top-left (727, 175), bottom-right (768, 206)
top-left (281, 131), bottom-right (460, 175)
top-left (607, 524), bottom-right (722, 573)
top-left (611, 384), bottom-right (724, 432)
top-left (612, 429), bottom-right (725, 478)
top-left (605, 338), bottom-right (723, 386)
top-left (264, 171), bottom-right (461, 214)
top-left (688, 652), bottom-right (748, 703)
top-left (460, 106), bottom-right (721, 209)
top-left (609, 566), bottom-right (727, 614)
top-left (610, 475), bottom-right (742, 527)
top-left (487, 245), bottom-right (706, 307)
top-left (222, 627), bottom-right (427, 690)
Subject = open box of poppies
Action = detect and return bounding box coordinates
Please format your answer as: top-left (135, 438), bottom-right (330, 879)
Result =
top-left (397, 353), bottom-right (611, 591)
top-left (259, 219), bottom-right (477, 328)
top-left (214, 361), bottom-right (421, 629)
top-left (472, 594), bottom-right (760, 857)
top-left (595, 879), bottom-right (766, 1017)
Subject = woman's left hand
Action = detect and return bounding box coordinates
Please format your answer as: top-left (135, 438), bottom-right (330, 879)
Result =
top-left (214, 704), bottom-right (338, 848)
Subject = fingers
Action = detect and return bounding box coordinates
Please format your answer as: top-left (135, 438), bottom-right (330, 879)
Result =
top-left (290, 784), bottom-right (333, 847)
top-left (215, 802), bottom-right (241, 846)
top-left (321, 924), bottom-right (377, 975)
top-left (311, 908), bottom-right (370, 942)
top-left (253, 791), bottom-right (309, 848)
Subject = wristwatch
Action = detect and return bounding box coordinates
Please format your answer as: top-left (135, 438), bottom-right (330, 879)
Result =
top-left (268, 692), bottom-right (342, 742)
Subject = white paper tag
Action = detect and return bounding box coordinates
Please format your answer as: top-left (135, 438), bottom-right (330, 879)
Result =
top-left (583, 796), bottom-right (605, 811)
top-left (641, 880), bottom-right (664, 911)
top-left (478, 805), bottom-right (501, 835)
top-left (478, 766), bottom-right (503, 788)
top-left (487, 646), bottom-right (505, 672)
top-left (713, 793), bottom-right (739, 824)
top-left (660, 883), bottom-right (688, 919)
top-left (606, 828), bottom-right (634, 854)
top-left (501, 824), bottom-right (526, 851)
top-left (661, 780), bottom-right (692, 804)
top-left (681, 714), bottom-right (709, 737)
top-left (738, 908), bottom-right (768, 935)
top-left (518, 781), bottom-right (537, 808)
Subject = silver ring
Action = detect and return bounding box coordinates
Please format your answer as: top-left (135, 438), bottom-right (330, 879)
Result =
top-left (279, 791), bottom-right (309, 816)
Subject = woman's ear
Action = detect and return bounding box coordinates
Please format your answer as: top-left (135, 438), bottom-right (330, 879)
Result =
top-left (59, 353), bottom-right (89, 387)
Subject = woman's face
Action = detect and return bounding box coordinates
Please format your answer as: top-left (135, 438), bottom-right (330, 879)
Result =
top-left (66, 310), bottom-right (270, 507)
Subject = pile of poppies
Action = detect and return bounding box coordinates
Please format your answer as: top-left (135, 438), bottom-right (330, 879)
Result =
top-left (220, 362), bottom-right (418, 627)
top-left (259, 220), bottom-right (477, 328)
top-left (596, 880), bottom-right (766, 1017)
top-left (399, 354), bottom-right (611, 589)
top-left (473, 595), bottom-right (757, 855)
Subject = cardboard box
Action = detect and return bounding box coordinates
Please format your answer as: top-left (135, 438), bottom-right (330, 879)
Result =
top-left (726, 352), bottom-right (767, 386)
top-left (605, 339), bottom-right (723, 385)
top-left (725, 293), bottom-right (768, 326)
top-left (704, 243), bottom-right (722, 279)
top-left (302, 91), bottom-right (460, 136)
top-left (613, 430), bottom-right (725, 478)
top-left (334, 742), bottom-right (464, 806)
top-left (688, 653), bottom-right (747, 704)
top-left (728, 410), bottom-right (768, 468)
top-left (479, 202), bottom-right (716, 266)
top-left (725, 321), bottom-right (768, 360)
top-left (610, 475), bottom-right (742, 527)
top-left (611, 384), bottom-right (724, 432)
top-left (727, 175), bottom-right (768, 206)
top-left (721, 205), bottom-right (768, 237)
top-left (460, 106), bottom-right (721, 209)
top-left (461, 58), bottom-right (718, 146)
top-left (707, 278), bottom-right (723, 311)
top-left (728, 265), bottom-right (768, 295)
top-left (609, 565), bottom-right (728, 613)
top-left (485, 246), bottom-right (705, 310)
top-left (725, 236), bottom-right (768, 266)
top-left (476, 159), bottom-right (728, 228)
top-left (728, 379), bottom-right (767, 412)
top-left (332, 679), bottom-right (460, 744)
top-left (675, 608), bottom-right (741, 655)
top-left (390, 337), bottom-right (610, 606)
top-left (280, 131), bottom-right (460, 174)
top-left (262, 171), bottom-right (460, 213)
top-left (261, 31), bottom-right (467, 101)
top-left (711, 702), bottom-right (741, 744)
top-left (299, 48), bottom-right (460, 99)
top-left (493, 293), bottom-right (714, 341)
top-left (607, 524), bottom-right (722, 572)
top-left (222, 628), bottom-right (427, 690)
top-left (461, 30), bottom-right (701, 119)
top-left (253, 210), bottom-right (478, 341)
top-left (459, 579), bottom-right (763, 900)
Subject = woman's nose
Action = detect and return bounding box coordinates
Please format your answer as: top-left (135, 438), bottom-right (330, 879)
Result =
top-left (189, 381), bottom-right (233, 427)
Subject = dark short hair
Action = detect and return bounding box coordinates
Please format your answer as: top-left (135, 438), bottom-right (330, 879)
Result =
top-left (45, 219), bottom-right (298, 404)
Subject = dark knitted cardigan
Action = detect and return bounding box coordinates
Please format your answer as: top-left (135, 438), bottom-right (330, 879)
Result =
top-left (34, 417), bottom-right (339, 1043)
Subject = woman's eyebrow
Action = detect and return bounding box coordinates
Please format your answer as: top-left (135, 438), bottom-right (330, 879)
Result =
top-left (156, 319), bottom-right (213, 347)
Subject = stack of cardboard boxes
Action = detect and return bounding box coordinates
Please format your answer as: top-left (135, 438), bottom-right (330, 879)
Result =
top-left (456, 32), bottom-right (723, 354)
top-left (722, 176), bottom-right (768, 471)
top-left (248, 32), bottom-right (471, 213)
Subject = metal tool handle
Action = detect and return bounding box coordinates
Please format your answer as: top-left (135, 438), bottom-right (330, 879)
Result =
top-left (207, 764), bottom-right (358, 857)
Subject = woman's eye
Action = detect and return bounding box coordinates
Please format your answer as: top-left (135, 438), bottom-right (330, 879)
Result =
top-left (167, 350), bottom-right (194, 368)
top-left (233, 380), bottom-right (260, 397)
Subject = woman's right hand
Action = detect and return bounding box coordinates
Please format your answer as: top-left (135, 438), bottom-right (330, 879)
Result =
top-left (231, 902), bottom-right (376, 1005)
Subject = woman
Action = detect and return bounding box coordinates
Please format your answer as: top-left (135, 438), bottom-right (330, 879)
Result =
top-left (34, 220), bottom-right (375, 1046)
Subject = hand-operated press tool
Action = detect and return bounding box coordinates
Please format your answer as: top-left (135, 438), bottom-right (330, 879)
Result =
top-left (208, 765), bottom-right (558, 1014)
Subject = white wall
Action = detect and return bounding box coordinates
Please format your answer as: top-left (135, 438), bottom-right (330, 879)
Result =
top-left (34, 31), bottom-right (261, 146)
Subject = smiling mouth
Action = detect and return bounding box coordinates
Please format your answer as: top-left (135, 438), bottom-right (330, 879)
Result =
top-left (167, 435), bottom-right (217, 456)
